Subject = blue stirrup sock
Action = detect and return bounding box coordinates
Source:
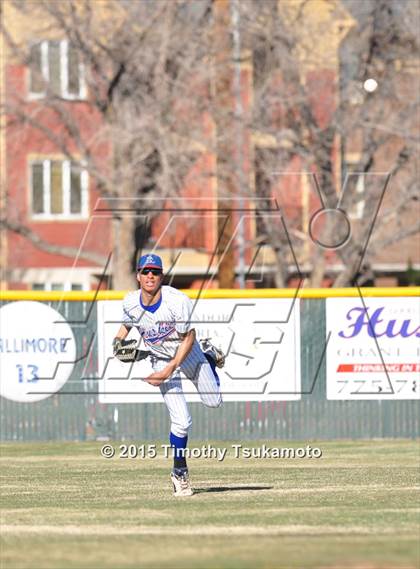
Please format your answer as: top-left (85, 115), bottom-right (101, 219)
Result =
top-left (170, 432), bottom-right (188, 472)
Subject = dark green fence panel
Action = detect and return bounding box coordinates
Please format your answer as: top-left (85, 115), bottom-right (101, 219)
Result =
top-left (1, 299), bottom-right (419, 441)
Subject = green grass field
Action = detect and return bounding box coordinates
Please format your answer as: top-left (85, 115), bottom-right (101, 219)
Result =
top-left (1, 440), bottom-right (419, 569)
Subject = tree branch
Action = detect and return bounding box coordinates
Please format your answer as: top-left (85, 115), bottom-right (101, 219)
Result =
top-left (1, 217), bottom-right (108, 266)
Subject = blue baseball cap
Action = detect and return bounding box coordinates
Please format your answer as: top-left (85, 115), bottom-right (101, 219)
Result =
top-left (137, 253), bottom-right (163, 271)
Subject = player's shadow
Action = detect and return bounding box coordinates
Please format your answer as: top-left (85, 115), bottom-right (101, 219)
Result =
top-left (194, 485), bottom-right (273, 494)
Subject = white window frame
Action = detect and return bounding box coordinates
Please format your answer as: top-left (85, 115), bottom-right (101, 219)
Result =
top-left (352, 173), bottom-right (365, 219)
top-left (14, 268), bottom-right (93, 291)
top-left (344, 156), bottom-right (366, 220)
top-left (28, 39), bottom-right (87, 100)
top-left (31, 282), bottom-right (87, 291)
top-left (30, 159), bottom-right (89, 220)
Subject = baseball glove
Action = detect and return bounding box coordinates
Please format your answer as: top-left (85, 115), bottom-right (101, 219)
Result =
top-left (113, 338), bottom-right (150, 363)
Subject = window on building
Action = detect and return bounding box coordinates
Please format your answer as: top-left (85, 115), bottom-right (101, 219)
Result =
top-left (352, 174), bottom-right (365, 219)
top-left (30, 160), bottom-right (88, 218)
top-left (32, 283), bottom-right (85, 291)
top-left (343, 159), bottom-right (366, 220)
top-left (254, 147), bottom-right (278, 244)
top-left (29, 40), bottom-right (86, 99)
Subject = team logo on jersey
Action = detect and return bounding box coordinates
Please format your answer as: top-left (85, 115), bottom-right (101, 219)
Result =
top-left (144, 322), bottom-right (176, 344)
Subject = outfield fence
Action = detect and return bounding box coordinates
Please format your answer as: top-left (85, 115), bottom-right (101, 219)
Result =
top-left (0, 288), bottom-right (419, 441)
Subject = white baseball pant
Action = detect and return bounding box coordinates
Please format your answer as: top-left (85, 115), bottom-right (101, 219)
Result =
top-left (150, 341), bottom-right (222, 438)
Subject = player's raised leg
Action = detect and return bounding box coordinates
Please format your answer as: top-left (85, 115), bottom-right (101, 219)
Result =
top-left (181, 342), bottom-right (223, 408)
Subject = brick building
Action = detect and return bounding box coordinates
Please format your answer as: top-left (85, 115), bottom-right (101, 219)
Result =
top-left (1, 0), bottom-right (418, 291)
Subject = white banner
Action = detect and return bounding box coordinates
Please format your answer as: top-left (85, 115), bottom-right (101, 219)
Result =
top-left (326, 297), bottom-right (420, 400)
top-left (0, 301), bottom-right (76, 402)
top-left (97, 298), bottom-right (301, 403)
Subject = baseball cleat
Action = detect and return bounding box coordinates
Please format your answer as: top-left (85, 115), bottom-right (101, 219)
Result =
top-left (199, 338), bottom-right (226, 368)
top-left (171, 470), bottom-right (194, 497)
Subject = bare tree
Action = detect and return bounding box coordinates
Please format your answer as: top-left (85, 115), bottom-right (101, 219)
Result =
top-left (242, 0), bottom-right (419, 286)
top-left (1, 0), bottom-right (214, 288)
top-left (2, 0), bottom-right (418, 289)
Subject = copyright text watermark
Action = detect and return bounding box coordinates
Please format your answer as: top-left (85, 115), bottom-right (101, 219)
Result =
top-left (100, 443), bottom-right (323, 461)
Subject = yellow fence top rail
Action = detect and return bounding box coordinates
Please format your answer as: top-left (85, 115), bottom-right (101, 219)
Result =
top-left (0, 287), bottom-right (419, 301)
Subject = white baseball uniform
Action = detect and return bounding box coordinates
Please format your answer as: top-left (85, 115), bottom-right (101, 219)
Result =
top-left (122, 286), bottom-right (222, 437)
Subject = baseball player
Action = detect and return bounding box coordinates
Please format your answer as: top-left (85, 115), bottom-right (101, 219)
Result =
top-left (113, 253), bottom-right (224, 497)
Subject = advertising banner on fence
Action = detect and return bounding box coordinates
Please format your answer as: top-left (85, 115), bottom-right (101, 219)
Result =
top-left (97, 297), bottom-right (301, 403)
top-left (0, 301), bottom-right (76, 402)
top-left (326, 297), bottom-right (420, 400)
